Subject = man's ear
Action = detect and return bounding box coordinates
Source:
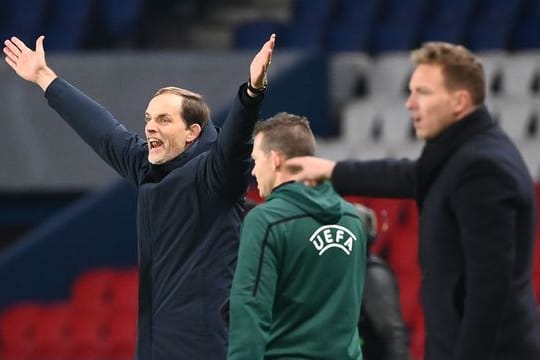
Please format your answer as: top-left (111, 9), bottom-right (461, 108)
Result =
top-left (270, 150), bottom-right (283, 170)
top-left (452, 90), bottom-right (473, 116)
top-left (186, 123), bottom-right (202, 142)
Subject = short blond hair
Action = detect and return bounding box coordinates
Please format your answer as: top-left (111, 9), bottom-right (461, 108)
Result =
top-left (411, 42), bottom-right (485, 106)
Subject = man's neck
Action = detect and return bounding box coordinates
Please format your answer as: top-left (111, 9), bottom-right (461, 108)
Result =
top-left (272, 172), bottom-right (297, 192)
top-left (455, 104), bottom-right (479, 122)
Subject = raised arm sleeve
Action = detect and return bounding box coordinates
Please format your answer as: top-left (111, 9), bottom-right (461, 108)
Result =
top-left (45, 78), bottom-right (146, 183)
top-left (199, 84), bottom-right (264, 199)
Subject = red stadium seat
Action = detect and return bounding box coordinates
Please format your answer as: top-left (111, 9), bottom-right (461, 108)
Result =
top-left (71, 268), bottom-right (118, 314)
top-left (111, 269), bottom-right (138, 314)
top-left (409, 308), bottom-right (426, 360)
top-left (0, 303), bottom-right (40, 360)
top-left (68, 311), bottom-right (109, 360)
top-left (104, 311), bottom-right (137, 360)
top-left (30, 303), bottom-right (71, 360)
top-left (246, 184), bottom-right (263, 204)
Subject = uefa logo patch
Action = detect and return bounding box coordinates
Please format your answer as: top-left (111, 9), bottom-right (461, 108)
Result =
top-left (309, 225), bottom-right (357, 256)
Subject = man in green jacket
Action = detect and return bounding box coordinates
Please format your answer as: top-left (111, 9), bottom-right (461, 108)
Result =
top-left (227, 112), bottom-right (367, 360)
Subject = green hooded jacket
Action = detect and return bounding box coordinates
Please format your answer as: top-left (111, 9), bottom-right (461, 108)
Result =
top-left (228, 181), bottom-right (367, 359)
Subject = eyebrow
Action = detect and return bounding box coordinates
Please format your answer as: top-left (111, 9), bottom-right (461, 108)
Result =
top-left (145, 112), bottom-right (172, 118)
top-left (410, 84), bottom-right (431, 91)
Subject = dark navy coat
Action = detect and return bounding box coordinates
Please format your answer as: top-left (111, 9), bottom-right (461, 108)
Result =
top-left (45, 79), bottom-right (262, 359)
top-left (332, 106), bottom-right (540, 360)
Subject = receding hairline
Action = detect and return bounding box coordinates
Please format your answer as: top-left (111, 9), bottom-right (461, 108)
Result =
top-left (153, 86), bottom-right (204, 100)
top-left (149, 86), bottom-right (211, 127)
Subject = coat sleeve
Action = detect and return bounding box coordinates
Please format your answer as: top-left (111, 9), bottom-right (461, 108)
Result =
top-left (332, 159), bottom-right (417, 198)
top-left (227, 208), bottom-right (278, 360)
top-left (44, 78), bottom-right (147, 184)
top-left (450, 159), bottom-right (518, 359)
top-left (199, 84), bottom-right (264, 200)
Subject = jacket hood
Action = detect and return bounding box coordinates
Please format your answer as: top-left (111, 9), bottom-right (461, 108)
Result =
top-left (268, 181), bottom-right (343, 224)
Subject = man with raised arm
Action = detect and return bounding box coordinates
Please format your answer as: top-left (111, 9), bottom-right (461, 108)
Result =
top-left (3, 33), bottom-right (275, 360)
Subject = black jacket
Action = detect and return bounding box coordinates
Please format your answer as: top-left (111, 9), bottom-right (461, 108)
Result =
top-left (360, 255), bottom-right (410, 360)
top-left (332, 106), bottom-right (540, 360)
top-left (45, 79), bottom-right (262, 359)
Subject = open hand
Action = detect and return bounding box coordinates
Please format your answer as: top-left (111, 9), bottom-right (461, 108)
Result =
top-left (3, 35), bottom-right (56, 90)
top-left (249, 34), bottom-right (276, 91)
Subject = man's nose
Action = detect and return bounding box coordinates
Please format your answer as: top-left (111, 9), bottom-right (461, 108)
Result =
top-left (145, 120), bottom-right (156, 133)
top-left (405, 94), bottom-right (415, 110)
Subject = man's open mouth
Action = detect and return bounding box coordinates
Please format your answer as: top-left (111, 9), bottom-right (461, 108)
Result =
top-left (148, 138), bottom-right (164, 150)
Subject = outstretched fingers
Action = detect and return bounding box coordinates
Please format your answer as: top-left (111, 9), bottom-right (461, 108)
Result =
top-left (285, 156), bottom-right (336, 183)
top-left (250, 34), bottom-right (276, 89)
top-left (261, 34), bottom-right (275, 72)
top-left (3, 41), bottom-right (19, 69)
top-left (4, 37), bottom-right (28, 62)
top-left (3, 35), bottom-right (54, 87)
top-left (264, 34), bottom-right (275, 60)
top-left (10, 37), bottom-right (30, 53)
top-left (4, 39), bottom-right (21, 60)
top-left (4, 54), bottom-right (16, 70)
top-left (3, 36), bottom-right (36, 65)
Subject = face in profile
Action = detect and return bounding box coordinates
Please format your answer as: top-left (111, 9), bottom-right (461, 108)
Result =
top-left (406, 64), bottom-right (461, 140)
top-left (144, 93), bottom-right (195, 164)
top-left (251, 133), bottom-right (277, 198)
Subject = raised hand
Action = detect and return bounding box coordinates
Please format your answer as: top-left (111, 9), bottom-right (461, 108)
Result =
top-left (3, 35), bottom-right (57, 90)
top-left (249, 34), bottom-right (276, 91)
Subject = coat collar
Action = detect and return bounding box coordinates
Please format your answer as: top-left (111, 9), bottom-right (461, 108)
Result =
top-left (415, 105), bottom-right (495, 208)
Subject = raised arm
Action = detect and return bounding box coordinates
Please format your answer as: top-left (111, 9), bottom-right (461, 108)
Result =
top-left (200, 34), bottom-right (275, 198)
top-left (3, 36), bottom-right (146, 184)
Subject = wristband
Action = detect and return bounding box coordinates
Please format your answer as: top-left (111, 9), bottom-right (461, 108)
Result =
top-left (248, 79), bottom-right (267, 94)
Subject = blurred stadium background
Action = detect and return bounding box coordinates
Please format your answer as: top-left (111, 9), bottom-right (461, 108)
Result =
top-left (0, 0), bottom-right (539, 359)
